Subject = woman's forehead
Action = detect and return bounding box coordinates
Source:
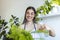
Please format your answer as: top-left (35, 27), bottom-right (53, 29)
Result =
top-left (26, 9), bottom-right (34, 12)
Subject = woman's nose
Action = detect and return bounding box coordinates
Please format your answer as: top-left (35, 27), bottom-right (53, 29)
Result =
top-left (28, 13), bottom-right (31, 16)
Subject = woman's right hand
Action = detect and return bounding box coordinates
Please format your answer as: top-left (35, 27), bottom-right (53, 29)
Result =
top-left (39, 24), bottom-right (47, 30)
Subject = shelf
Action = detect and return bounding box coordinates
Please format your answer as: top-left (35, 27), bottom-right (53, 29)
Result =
top-left (38, 5), bottom-right (60, 18)
top-left (38, 13), bottom-right (60, 18)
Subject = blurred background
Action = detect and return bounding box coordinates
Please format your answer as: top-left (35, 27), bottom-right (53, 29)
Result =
top-left (0, 0), bottom-right (60, 40)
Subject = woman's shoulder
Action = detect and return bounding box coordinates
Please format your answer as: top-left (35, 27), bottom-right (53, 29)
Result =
top-left (35, 23), bottom-right (42, 30)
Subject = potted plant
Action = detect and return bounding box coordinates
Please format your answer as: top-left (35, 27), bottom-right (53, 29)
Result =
top-left (1, 15), bottom-right (34, 40)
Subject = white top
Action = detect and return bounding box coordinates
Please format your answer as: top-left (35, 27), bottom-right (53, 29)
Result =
top-left (20, 23), bottom-right (54, 40)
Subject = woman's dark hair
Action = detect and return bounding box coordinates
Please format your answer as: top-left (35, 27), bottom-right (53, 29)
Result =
top-left (22, 6), bottom-right (36, 24)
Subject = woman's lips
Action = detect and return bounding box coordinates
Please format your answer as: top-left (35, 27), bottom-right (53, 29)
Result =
top-left (27, 16), bottom-right (32, 19)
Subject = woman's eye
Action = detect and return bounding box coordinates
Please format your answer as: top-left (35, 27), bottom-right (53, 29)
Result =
top-left (31, 12), bottom-right (34, 15)
top-left (26, 12), bottom-right (34, 15)
top-left (26, 12), bottom-right (29, 14)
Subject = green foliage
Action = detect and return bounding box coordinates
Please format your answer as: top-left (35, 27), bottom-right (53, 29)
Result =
top-left (0, 19), bottom-right (7, 26)
top-left (36, 0), bottom-right (53, 15)
top-left (4, 15), bottom-right (33, 40)
top-left (35, 0), bottom-right (54, 22)
top-left (36, 0), bottom-right (60, 22)
top-left (9, 15), bottom-right (20, 27)
top-left (6, 25), bottom-right (34, 40)
top-left (51, 0), bottom-right (60, 5)
top-left (0, 15), bottom-right (34, 40)
top-left (0, 19), bottom-right (8, 38)
top-left (32, 30), bottom-right (49, 34)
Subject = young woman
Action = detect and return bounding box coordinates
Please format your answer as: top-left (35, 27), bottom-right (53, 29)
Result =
top-left (21, 6), bottom-right (55, 37)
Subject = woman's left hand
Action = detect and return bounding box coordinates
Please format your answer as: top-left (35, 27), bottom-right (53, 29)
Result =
top-left (39, 24), bottom-right (55, 37)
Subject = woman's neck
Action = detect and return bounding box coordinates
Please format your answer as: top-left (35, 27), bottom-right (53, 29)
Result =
top-left (26, 21), bottom-right (34, 25)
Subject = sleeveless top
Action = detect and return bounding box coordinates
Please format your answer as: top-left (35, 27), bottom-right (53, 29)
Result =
top-left (24, 23), bottom-right (53, 40)
top-left (24, 23), bottom-right (36, 31)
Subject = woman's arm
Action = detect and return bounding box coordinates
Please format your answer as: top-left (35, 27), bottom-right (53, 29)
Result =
top-left (38, 24), bottom-right (55, 37)
top-left (43, 24), bottom-right (55, 37)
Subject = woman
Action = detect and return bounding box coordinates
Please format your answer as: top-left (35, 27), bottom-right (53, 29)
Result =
top-left (21, 6), bottom-right (55, 37)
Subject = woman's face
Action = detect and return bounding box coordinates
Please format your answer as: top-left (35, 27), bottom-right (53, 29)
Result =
top-left (26, 9), bottom-right (35, 22)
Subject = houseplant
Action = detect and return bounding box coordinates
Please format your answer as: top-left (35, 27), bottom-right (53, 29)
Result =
top-left (2, 15), bottom-right (34, 40)
top-left (0, 19), bottom-right (8, 40)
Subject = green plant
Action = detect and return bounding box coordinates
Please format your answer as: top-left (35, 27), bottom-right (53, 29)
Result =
top-left (0, 19), bottom-right (8, 39)
top-left (36, 0), bottom-right (53, 15)
top-left (9, 15), bottom-right (20, 27)
top-left (6, 25), bottom-right (33, 40)
top-left (35, 0), bottom-right (54, 22)
top-left (51, 0), bottom-right (60, 5)
top-left (3, 15), bottom-right (34, 40)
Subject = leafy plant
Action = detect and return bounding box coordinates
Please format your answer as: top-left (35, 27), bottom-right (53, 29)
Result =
top-left (0, 19), bottom-right (8, 39)
top-left (9, 15), bottom-right (20, 27)
top-left (6, 25), bottom-right (33, 40)
top-left (36, 0), bottom-right (53, 15)
top-left (35, 0), bottom-right (54, 22)
top-left (51, 0), bottom-right (60, 5)
top-left (3, 15), bottom-right (34, 40)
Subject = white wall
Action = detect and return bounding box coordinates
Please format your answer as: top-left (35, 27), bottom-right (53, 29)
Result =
top-left (0, 0), bottom-right (1, 16)
top-left (0, 0), bottom-right (45, 21)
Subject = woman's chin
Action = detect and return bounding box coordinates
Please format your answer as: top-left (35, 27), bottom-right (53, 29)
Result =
top-left (27, 20), bottom-right (32, 22)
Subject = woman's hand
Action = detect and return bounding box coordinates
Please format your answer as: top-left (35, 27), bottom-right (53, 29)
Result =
top-left (39, 24), bottom-right (46, 30)
top-left (39, 24), bottom-right (55, 37)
